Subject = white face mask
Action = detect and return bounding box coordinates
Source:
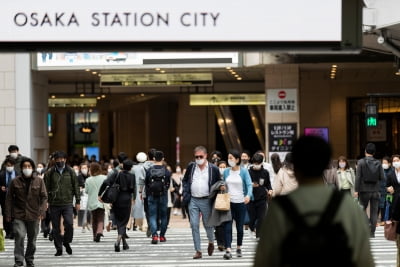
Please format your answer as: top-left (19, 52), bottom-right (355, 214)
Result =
top-left (74, 170), bottom-right (79, 176)
top-left (6, 166), bottom-right (14, 173)
top-left (195, 158), bottom-right (205, 166)
top-left (10, 152), bottom-right (18, 159)
top-left (339, 162), bottom-right (346, 169)
top-left (252, 164), bottom-right (262, 170)
top-left (382, 163), bottom-right (389, 170)
top-left (23, 168), bottom-right (33, 177)
top-left (393, 162), bottom-right (400, 169)
top-left (107, 168), bottom-right (113, 174)
top-left (219, 168), bottom-right (226, 176)
top-left (37, 167), bottom-right (43, 173)
top-left (228, 160), bottom-right (236, 167)
top-left (81, 169), bottom-right (88, 176)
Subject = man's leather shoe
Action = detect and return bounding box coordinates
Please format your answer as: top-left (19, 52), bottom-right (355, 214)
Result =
top-left (193, 251), bottom-right (202, 259)
top-left (207, 243), bottom-right (214, 256)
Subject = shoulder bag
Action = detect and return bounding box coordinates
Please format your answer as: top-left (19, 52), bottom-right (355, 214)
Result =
top-left (100, 173), bottom-right (120, 204)
top-left (384, 220), bottom-right (397, 241)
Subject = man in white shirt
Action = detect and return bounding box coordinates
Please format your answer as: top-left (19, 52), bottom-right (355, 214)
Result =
top-left (182, 146), bottom-right (220, 259)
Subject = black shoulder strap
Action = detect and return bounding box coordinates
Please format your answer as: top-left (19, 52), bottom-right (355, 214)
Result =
top-left (318, 190), bottom-right (344, 227)
top-left (276, 195), bottom-right (308, 228)
top-left (276, 190), bottom-right (344, 228)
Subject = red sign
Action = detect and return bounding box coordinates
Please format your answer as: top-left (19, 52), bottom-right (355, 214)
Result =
top-left (278, 91), bottom-right (286, 99)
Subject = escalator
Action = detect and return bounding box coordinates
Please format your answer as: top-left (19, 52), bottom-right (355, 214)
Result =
top-left (215, 105), bottom-right (265, 156)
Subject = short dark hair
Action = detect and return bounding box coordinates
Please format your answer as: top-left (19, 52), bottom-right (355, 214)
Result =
top-left (8, 145), bottom-right (19, 153)
top-left (122, 159), bottom-right (134, 170)
top-left (365, 143), bottom-right (376, 155)
top-left (20, 157), bottom-right (35, 171)
top-left (53, 151), bottom-right (67, 160)
top-left (148, 148), bottom-right (157, 160)
top-left (154, 150), bottom-right (164, 162)
top-left (252, 153), bottom-right (264, 164)
top-left (3, 157), bottom-right (16, 166)
top-left (292, 135), bottom-right (331, 177)
top-left (117, 152), bottom-right (128, 163)
top-left (228, 149), bottom-right (241, 165)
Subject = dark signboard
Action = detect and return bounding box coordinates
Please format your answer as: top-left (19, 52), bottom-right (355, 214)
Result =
top-left (268, 123), bottom-right (297, 152)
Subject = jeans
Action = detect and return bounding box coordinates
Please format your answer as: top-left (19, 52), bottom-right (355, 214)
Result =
top-left (189, 197), bottom-right (214, 252)
top-left (13, 219), bottom-right (39, 266)
top-left (49, 204), bottom-right (74, 251)
top-left (359, 191), bottom-right (380, 233)
top-left (148, 194), bottom-right (168, 237)
top-left (223, 202), bottom-right (246, 249)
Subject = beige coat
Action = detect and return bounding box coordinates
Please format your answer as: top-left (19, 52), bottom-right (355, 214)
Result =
top-left (273, 167), bottom-right (298, 196)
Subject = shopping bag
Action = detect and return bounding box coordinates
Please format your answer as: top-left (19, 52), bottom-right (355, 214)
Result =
top-left (214, 192), bottom-right (231, 211)
top-left (0, 228), bottom-right (4, 252)
top-left (384, 221), bottom-right (397, 241)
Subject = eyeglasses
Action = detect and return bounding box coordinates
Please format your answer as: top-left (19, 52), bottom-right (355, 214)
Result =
top-left (195, 155), bottom-right (204, 159)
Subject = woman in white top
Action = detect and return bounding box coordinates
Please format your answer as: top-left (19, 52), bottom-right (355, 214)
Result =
top-left (336, 156), bottom-right (355, 195)
top-left (221, 149), bottom-right (253, 260)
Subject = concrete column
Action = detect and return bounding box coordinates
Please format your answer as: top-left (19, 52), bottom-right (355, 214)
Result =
top-left (0, 54), bottom-right (17, 160)
top-left (15, 54), bottom-right (33, 158)
top-left (264, 64), bottom-right (300, 158)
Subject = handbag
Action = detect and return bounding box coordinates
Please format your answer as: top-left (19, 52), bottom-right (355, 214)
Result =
top-left (100, 173), bottom-right (120, 204)
top-left (214, 192), bottom-right (231, 211)
top-left (384, 220), bottom-right (397, 241)
top-left (0, 228), bottom-right (4, 252)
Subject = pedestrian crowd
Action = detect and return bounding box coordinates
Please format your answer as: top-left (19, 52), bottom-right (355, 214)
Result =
top-left (1, 139), bottom-right (399, 266)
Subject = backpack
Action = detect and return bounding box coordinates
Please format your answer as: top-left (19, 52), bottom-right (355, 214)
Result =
top-left (362, 158), bottom-right (381, 183)
top-left (148, 167), bottom-right (166, 196)
top-left (276, 191), bottom-right (354, 267)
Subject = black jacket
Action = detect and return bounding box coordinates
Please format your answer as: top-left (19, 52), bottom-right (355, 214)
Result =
top-left (355, 156), bottom-right (384, 193)
top-left (182, 162), bottom-right (220, 205)
top-left (248, 166), bottom-right (272, 201)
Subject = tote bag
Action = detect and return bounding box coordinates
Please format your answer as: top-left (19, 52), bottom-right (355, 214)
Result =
top-left (384, 221), bottom-right (397, 241)
top-left (214, 192), bottom-right (231, 211)
top-left (0, 228), bottom-right (4, 252)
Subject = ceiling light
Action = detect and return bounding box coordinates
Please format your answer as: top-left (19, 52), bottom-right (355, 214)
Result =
top-left (85, 69), bottom-right (90, 72)
top-left (332, 64), bottom-right (338, 68)
top-left (155, 68), bottom-right (161, 71)
top-left (101, 94), bottom-right (106, 98)
top-left (226, 67), bottom-right (232, 70)
top-left (237, 77), bottom-right (242, 80)
top-left (80, 93), bottom-right (85, 97)
top-left (98, 73), bottom-right (102, 77)
top-left (234, 74), bottom-right (239, 77)
top-left (92, 71), bottom-right (97, 75)
top-left (97, 96), bottom-right (101, 100)
top-left (160, 70), bottom-right (166, 73)
top-left (51, 95), bottom-right (56, 99)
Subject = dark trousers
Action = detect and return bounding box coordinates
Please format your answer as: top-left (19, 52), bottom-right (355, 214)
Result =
top-left (0, 200), bottom-right (13, 236)
top-left (248, 199), bottom-right (267, 238)
top-left (49, 205), bottom-right (74, 251)
top-left (359, 191), bottom-right (380, 233)
top-left (13, 219), bottom-right (39, 266)
top-left (222, 202), bottom-right (246, 249)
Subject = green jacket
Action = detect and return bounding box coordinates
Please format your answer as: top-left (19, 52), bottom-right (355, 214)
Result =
top-left (44, 166), bottom-right (80, 206)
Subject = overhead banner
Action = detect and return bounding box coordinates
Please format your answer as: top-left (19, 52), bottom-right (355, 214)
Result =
top-left (1, 0), bottom-right (341, 42)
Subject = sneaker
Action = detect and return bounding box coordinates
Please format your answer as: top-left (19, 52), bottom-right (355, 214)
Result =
top-left (159, 236), bottom-right (166, 242)
top-left (236, 249), bottom-right (242, 257)
top-left (151, 235), bottom-right (159, 244)
top-left (223, 251), bottom-right (232, 260)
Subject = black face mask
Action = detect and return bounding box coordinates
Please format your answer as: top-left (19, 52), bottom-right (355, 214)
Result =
top-left (55, 161), bottom-right (65, 169)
